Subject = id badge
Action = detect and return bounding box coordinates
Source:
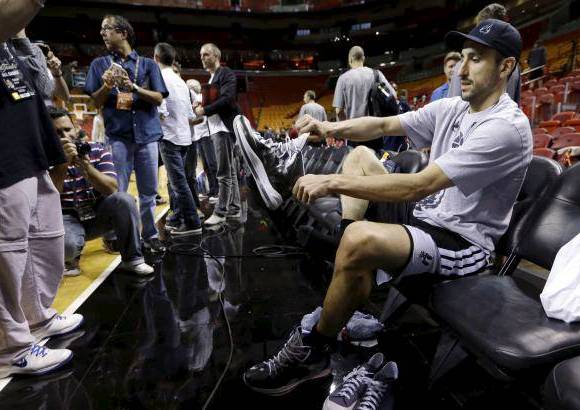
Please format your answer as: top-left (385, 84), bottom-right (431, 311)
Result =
top-left (116, 92), bottom-right (133, 111)
top-left (0, 59), bottom-right (35, 102)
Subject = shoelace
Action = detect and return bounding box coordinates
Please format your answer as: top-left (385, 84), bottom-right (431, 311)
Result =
top-left (357, 379), bottom-right (389, 410)
top-left (29, 344), bottom-right (49, 358)
top-left (335, 366), bottom-right (373, 400)
top-left (264, 329), bottom-right (310, 375)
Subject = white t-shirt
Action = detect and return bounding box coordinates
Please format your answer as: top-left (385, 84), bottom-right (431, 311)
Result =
top-left (206, 72), bottom-right (229, 136)
top-left (190, 89), bottom-right (209, 142)
top-left (399, 94), bottom-right (533, 252)
top-left (159, 67), bottom-right (194, 146)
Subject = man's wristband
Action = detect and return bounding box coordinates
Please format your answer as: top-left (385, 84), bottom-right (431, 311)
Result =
top-left (132, 83), bottom-right (140, 92)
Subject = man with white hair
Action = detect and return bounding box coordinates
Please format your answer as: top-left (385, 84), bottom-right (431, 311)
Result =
top-left (186, 78), bottom-right (219, 202)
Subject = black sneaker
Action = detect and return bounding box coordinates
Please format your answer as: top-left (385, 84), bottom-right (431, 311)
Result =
top-left (354, 362), bottom-right (398, 410)
top-left (143, 238), bottom-right (166, 253)
top-left (323, 353), bottom-right (384, 410)
top-left (233, 115), bottom-right (305, 210)
top-left (170, 220), bottom-right (202, 236)
top-left (165, 215), bottom-right (182, 232)
top-left (243, 326), bottom-right (331, 396)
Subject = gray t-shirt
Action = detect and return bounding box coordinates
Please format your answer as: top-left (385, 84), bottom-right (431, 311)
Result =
top-left (298, 101), bottom-right (327, 122)
top-left (448, 63), bottom-right (521, 104)
top-left (333, 66), bottom-right (396, 119)
top-left (399, 94), bottom-right (532, 252)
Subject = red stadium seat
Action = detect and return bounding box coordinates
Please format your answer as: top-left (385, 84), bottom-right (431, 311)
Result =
top-left (521, 89), bottom-right (534, 99)
top-left (551, 133), bottom-right (580, 150)
top-left (538, 93), bottom-right (555, 122)
top-left (534, 87), bottom-right (549, 98)
top-left (538, 120), bottom-right (561, 134)
top-left (553, 126), bottom-right (576, 137)
top-left (532, 127), bottom-right (548, 135)
top-left (568, 81), bottom-right (580, 105)
top-left (551, 111), bottom-right (576, 123)
top-left (564, 118), bottom-right (580, 132)
top-left (544, 79), bottom-right (558, 89)
top-left (549, 84), bottom-right (565, 94)
top-left (533, 133), bottom-right (553, 149)
top-left (559, 76), bottom-right (576, 85)
top-left (533, 147), bottom-right (555, 158)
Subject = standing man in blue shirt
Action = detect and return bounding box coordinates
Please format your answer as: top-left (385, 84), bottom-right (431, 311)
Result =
top-left (84, 15), bottom-right (169, 253)
top-left (430, 51), bottom-right (461, 102)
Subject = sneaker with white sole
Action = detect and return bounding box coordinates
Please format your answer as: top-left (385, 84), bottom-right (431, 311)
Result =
top-left (233, 115), bottom-right (306, 210)
top-left (119, 262), bottom-right (155, 276)
top-left (32, 314), bottom-right (84, 342)
top-left (354, 362), bottom-right (398, 410)
top-left (63, 267), bottom-right (81, 277)
top-left (323, 353), bottom-right (384, 410)
top-left (0, 345), bottom-right (73, 379)
top-left (208, 196), bottom-right (219, 205)
top-left (204, 213), bottom-right (226, 226)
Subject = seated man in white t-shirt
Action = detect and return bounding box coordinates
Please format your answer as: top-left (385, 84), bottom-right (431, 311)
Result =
top-left (242, 19), bottom-right (532, 401)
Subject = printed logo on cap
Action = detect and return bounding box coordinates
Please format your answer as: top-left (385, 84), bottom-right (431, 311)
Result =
top-left (479, 23), bottom-right (493, 34)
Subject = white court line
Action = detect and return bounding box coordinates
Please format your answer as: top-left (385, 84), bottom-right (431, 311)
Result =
top-left (0, 206), bottom-right (169, 392)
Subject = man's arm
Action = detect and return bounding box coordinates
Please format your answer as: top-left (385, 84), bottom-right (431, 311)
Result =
top-left (0, 0), bottom-right (43, 42)
top-left (335, 107), bottom-right (347, 121)
top-left (75, 158), bottom-right (118, 196)
top-left (296, 114), bottom-right (405, 142)
top-left (293, 163), bottom-right (453, 204)
top-left (133, 86), bottom-right (163, 106)
top-left (203, 69), bottom-right (237, 117)
top-left (49, 163), bottom-right (68, 193)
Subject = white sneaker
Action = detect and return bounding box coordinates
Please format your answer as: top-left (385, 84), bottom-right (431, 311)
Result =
top-left (208, 196), bottom-right (219, 204)
top-left (63, 268), bottom-right (81, 277)
top-left (0, 345), bottom-right (73, 379)
top-left (32, 314), bottom-right (84, 342)
top-left (204, 213), bottom-right (226, 226)
top-left (119, 262), bottom-right (155, 276)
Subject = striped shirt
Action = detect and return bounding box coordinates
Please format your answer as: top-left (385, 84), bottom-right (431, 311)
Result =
top-left (61, 142), bottom-right (116, 211)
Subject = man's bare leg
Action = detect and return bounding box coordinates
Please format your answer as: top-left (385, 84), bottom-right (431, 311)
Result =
top-left (340, 146), bottom-right (388, 221)
top-left (316, 221), bottom-right (412, 337)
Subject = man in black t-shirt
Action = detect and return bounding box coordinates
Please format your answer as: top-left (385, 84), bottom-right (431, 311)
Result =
top-left (0, 2), bottom-right (83, 379)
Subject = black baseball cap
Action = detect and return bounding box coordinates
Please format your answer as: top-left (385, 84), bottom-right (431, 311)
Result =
top-left (445, 19), bottom-right (522, 60)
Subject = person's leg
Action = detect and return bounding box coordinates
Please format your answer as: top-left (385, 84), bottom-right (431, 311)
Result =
top-left (63, 214), bottom-right (86, 268)
top-left (184, 142), bottom-right (201, 208)
top-left (159, 141), bottom-right (199, 225)
top-left (211, 132), bottom-right (233, 217)
top-left (340, 146), bottom-right (388, 221)
top-left (315, 221), bottom-right (411, 338)
top-left (134, 142), bottom-right (159, 241)
top-left (89, 192), bottom-right (145, 266)
top-left (200, 137), bottom-right (219, 197)
top-left (109, 139), bottom-right (135, 193)
top-left (224, 134), bottom-right (241, 215)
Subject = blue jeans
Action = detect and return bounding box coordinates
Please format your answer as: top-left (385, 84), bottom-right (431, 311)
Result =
top-left (110, 139), bottom-right (159, 240)
top-left (198, 137), bottom-right (219, 196)
top-left (159, 140), bottom-right (200, 224)
top-left (63, 192), bottom-right (144, 266)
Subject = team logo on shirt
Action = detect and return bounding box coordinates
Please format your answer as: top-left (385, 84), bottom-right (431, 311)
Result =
top-left (415, 190), bottom-right (445, 211)
top-left (451, 129), bottom-right (465, 148)
top-left (419, 251), bottom-right (433, 266)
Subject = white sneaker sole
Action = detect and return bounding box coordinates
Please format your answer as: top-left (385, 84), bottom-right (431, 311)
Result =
top-left (0, 350), bottom-right (74, 379)
top-left (243, 367), bottom-right (331, 396)
top-left (34, 316), bottom-right (85, 342)
top-left (234, 115), bottom-right (283, 210)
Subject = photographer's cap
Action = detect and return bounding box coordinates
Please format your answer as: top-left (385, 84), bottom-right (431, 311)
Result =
top-left (445, 19), bottom-right (522, 60)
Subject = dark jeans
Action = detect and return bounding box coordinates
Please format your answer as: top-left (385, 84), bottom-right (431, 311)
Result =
top-left (198, 137), bottom-right (219, 196)
top-left (63, 192), bottom-right (144, 265)
top-left (184, 142), bottom-right (200, 209)
top-left (211, 132), bottom-right (241, 217)
top-left (160, 140), bottom-right (200, 224)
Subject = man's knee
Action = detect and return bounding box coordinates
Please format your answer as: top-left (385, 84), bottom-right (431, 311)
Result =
top-left (336, 221), bottom-right (379, 269)
top-left (342, 146), bottom-right (378, 173)
top-left (108, 192), bottom-right (137, 210)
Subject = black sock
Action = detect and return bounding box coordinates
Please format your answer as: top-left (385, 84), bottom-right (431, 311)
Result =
top-left (302, 324), bottom-right (335, 350)
top-left (339, 219), bottom-right (355, 237)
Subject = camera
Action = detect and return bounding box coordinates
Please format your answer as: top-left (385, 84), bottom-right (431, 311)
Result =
top-left (75, 130), bottom-right (91, 157)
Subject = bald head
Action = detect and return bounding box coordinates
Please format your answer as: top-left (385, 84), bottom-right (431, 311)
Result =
top-left (348, 46), bottom-right (365, 67)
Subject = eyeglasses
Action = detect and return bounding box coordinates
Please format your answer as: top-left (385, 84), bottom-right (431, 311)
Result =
top-left (100, 26), bottom-right (118, 34)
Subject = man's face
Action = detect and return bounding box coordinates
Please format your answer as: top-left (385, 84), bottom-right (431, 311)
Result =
top-left (100, 18), bottom-right (124, 51)
top-left (303, 93), bottom-right (309, 103)
top-left (458, 41), bottom-right (503, 104)
top-left (52, 115), bottom-right (78, 142)
top-left (444, 59), bottom-right (458, 82)
top-left (200, 46), bottom-right (218, 70)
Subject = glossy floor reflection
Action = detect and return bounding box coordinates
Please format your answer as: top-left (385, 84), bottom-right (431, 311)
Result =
top-left (0, 193), bottom-right (544, 410)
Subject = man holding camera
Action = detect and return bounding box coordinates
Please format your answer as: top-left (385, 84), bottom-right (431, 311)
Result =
top-left (85, 15), bottom-right (168, 253)
top-left (0, 0), bottom-right (83, 379)
top-left (48, 107), bottom-right (155, 276)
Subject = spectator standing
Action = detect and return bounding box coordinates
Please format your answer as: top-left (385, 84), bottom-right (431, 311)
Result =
top-left (527, 40), bottom-right (547, 87)
top-left (298, 90), bottom-right (327, 121)
top-left (84, 15), bottom-right (169, 253)
top-left (430, 52), bottom-right (461, 102)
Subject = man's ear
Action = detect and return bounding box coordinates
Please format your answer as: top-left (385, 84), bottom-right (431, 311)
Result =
top-left (500, 57), bottom-right (516, 79)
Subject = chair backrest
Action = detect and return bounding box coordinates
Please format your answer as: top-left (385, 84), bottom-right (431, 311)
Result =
top-left (552, 133), bottom-right (580, 150)
top-left (539, 93), bottom-right (555, 104)
top-left (497, 156), bottom-right (563, 255)
top-left (549, 84), bottom-right (565, 94)
top-left (539, 120), bottom-right (561, 134)
top-left (533, 133), bottom-right (553, 148)
top-left (514, 163), bottom-right (580, 270)
top-left (533, 147), bottom-right (556, 159)
top-left (553, 127), bottom-right (576, 137)
top-left (532, 127), bottom-right (548, 135)
top-left (564, 118), bottom-right (580, 132)
top-left (552, 111), bottom-right (576, 123)
top-left (391, 150), bottom-right (428, 174)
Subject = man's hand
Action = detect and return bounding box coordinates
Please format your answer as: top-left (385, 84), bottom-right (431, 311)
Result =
top-left (292, 174), bottom-right (334, 204)
top-left (61, 137), bottom-right (78, 164)
top-left (120, 72), bottom-right (133, 91)
top-left (295, 115), bottom-right (330, 142)
top-left (195, 106), bottom-right (205, 117)
top-left (46, 51), bottom-right (62, 76)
